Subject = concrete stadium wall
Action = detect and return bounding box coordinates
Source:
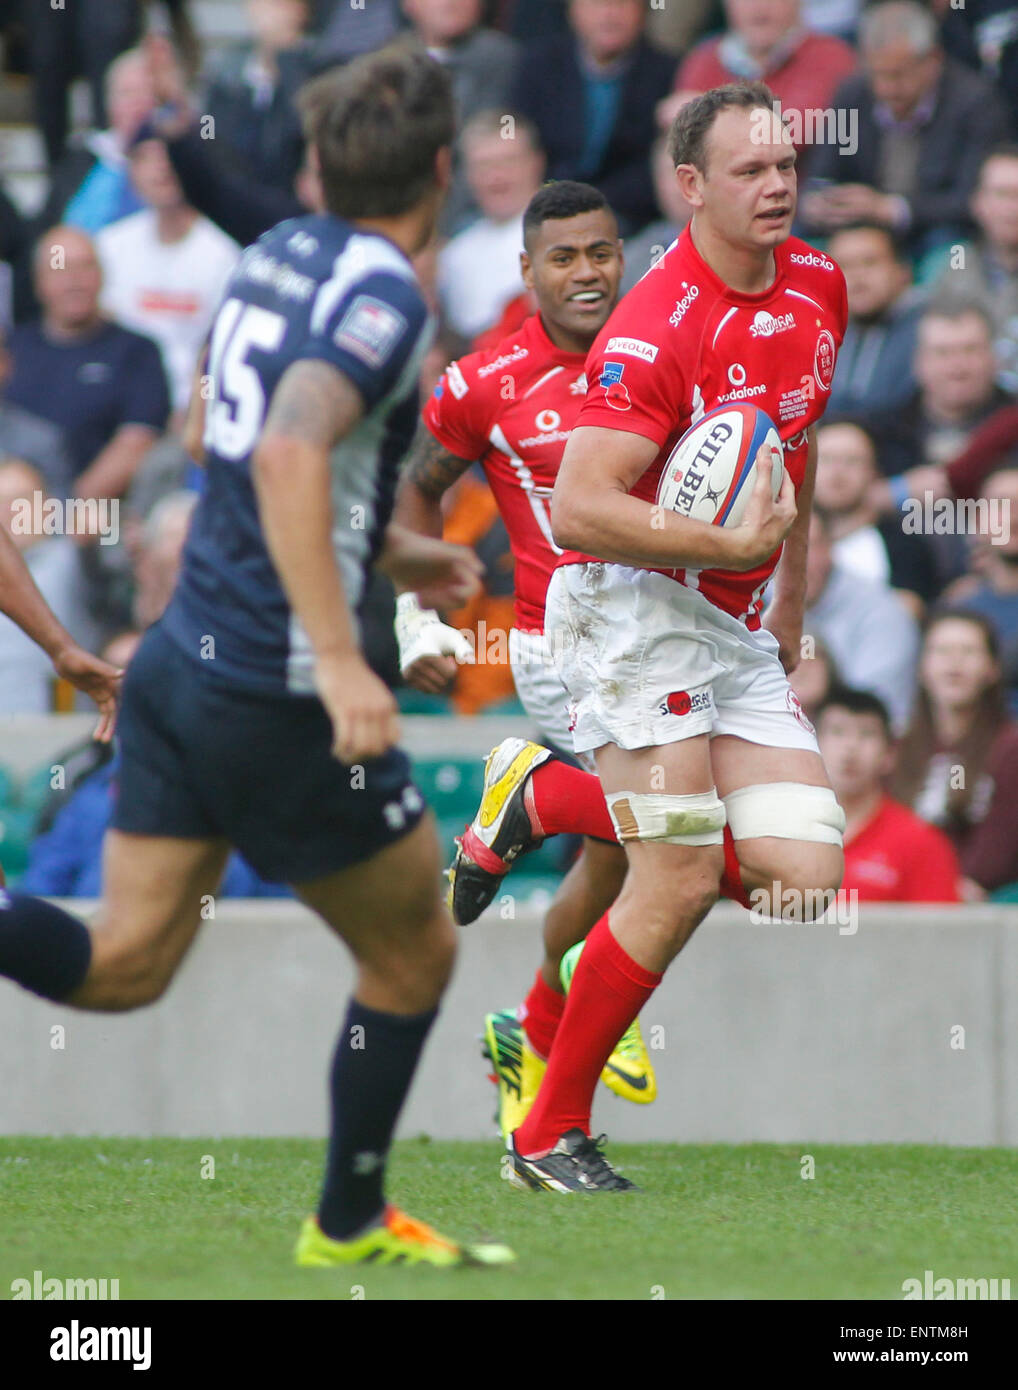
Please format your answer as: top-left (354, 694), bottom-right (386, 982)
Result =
top-left (2, 902), bottom-right (1017, 1145)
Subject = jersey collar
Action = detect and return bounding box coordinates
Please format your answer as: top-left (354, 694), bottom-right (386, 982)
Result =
top-left (680, 223), bottom-right (788, 307)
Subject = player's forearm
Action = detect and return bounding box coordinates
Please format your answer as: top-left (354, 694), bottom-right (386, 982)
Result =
top-left (769, 434), bottom-right (815, 617)
top-left (391, 479), bottom-right (444, 543)
top-left (552, 487), bottom-right (745, 571)
top-left (0, 527), bottom-right (76, 661)
top-left (253, 438), bottom-right (360, 660)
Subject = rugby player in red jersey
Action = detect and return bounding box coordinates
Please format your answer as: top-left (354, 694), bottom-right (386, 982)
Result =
top-left (394, 181), bottom-right (661, 1135)
top-left (497, 82), bottom-right (851, 1191)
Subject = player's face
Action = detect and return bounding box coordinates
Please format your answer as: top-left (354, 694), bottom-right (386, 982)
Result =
top-left (814, 424), bottom-right (877, 514)
top-left (695, 107), bottom-right (796, 251)
top-left (827, 228), bottom-right (907, 320)
top-left (522, 210), bottom-right (623, 343)
top-left (817, 709), bottom-right (893, 802)
top-left (920, 619), bottom-right (1000, 711)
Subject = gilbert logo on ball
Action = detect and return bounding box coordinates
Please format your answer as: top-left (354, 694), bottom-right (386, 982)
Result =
top-left (656, 403), bottom-right (783, 529)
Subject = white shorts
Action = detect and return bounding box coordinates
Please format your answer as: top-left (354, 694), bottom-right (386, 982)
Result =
top-left (509, 627), bottom-right (593, 766)
top-left (544, 563), bottom-right (821, 758)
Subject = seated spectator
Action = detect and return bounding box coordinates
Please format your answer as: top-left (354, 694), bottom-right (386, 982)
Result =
top-left (199, 0), bottom-right (313, 194)
top-left (816, 685), bottom-right (961, 903)
top-left (41, 47), bottom-right (157, 237)
top-left (510, 0), bottom-right (676, 236)
top-left (95, 141), bottom-right (240, 416)
top-left (405, 0), bottom-right (520, 234)
top-left (893, 609), bottom-right (1018, 897)
top-left (0, 458), bottom-right (94, 713)
top-left (802, 1), bottom-right (1011, 261)
top-left (0, 325), bottom-right (75, 495)
top-left (943, 468), bottom-right (1018, 712)
top-left (814, 420), bottom-right (937, 612)
top-left (803, 510), bottom-right (920, 732)
top-left (437, 111), bottom-right (545, 342)
top-left (618, 134), bottom-right (692, 294)
top-left (660, 0), bottom-right (856, 169)
top-left (788, 634), bottom-right (839, 720)
top-left (865, 299), bottom-right (1012, 589)
top-left (4, 227), bottom-right (171, 507)
top-left (129, 490), bottom-right (198, 630)
top-left (929, 146), bottom-right (1018, 394)
top-left (312, 0), bottom-right (403, 64)
top-left (825, 222), bottom-right (922, 417)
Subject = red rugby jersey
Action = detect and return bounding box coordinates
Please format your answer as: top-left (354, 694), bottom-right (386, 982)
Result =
top-left (422, 312), bottom-right (588, 633)
top-left (563, 224), bottom-right (849, 628)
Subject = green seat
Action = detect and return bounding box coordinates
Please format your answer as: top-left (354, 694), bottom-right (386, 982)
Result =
top-left (413, 758), bottom-right (486, 818)
top-left (0, 806), bottom-right (39, 880)
top-left (0, 767), bottom-right (15, 807)
top-left (396, 688), bottom-right (452, 715)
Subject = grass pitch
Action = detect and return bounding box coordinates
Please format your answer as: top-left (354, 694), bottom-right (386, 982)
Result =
top-left (1, 1137), bottom-right (1015, 1300)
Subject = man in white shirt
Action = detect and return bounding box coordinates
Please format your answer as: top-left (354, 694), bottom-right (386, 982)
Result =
top-left (437, 110), bottom-right (545, 342)
top-left (95, 140), bottom-right (240, 417)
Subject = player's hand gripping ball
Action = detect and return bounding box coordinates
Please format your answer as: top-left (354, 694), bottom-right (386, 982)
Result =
top-left (656, 403), bottom-right (783, 528)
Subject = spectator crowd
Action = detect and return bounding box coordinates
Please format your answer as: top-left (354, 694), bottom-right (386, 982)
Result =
top-left (1, 0), bottom-right (1017, 901)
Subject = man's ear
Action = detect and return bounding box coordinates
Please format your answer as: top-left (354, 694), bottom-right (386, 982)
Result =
top-left (674, 163), bottom-right (704, 211)
top-left (520, 249), bottom-right (535, 293)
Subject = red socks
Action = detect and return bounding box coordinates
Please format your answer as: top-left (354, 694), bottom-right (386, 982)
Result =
top-left (528, 760), bottom-right (616, 842)
top-left (514, 914), bottom-right (661, 1156)
top-left (721, 826), bottom-right (751, 908)
top-left (519, 970), bottom-right (564, 1059)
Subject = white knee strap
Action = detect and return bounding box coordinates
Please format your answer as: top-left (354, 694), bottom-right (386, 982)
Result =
top-left (724, 783), bottom-right (845, 846)
top-left (605, 789), bottom-right (727, 846)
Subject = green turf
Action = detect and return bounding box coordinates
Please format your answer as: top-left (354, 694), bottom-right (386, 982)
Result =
top-left (1, 1137), bottom-right (1015, 1300)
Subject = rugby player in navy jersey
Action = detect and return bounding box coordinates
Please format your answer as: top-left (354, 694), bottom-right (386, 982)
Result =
top-left (0, 45), bottom-right (515, 1269)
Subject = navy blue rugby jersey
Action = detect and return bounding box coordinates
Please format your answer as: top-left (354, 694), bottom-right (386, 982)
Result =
top-left (162, 213), bottom-right (432, 694)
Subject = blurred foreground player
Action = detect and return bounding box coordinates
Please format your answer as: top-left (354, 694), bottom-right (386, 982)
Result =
top-left (394, 181), bottom-right (657, 1138)
top-left (508, 83), bottom-right (849, 1191)
top-left (0, 46), bottom-right (513, 1269)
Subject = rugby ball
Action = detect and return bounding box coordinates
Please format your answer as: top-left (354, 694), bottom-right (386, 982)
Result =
top-left (656, 404), bottom-right (783, 528)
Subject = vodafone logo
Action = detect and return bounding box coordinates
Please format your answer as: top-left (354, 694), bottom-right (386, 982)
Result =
top-left (814, 329), bottom-right (836, 392)
top-left (790, 252), bottom-right (835, 271)
top-left (728, 363), bottom-right (747, 386)
top-left (750, 310), bottom-right (796, 338)
top-left (718, 362), bottom-right (766, 401)
top-left (536, 409), bottom-right (561, 432)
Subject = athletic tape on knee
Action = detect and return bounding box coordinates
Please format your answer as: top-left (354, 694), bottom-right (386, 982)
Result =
top-left (605, 789), bottom-right (726, 846)
top-left (724, 783), bottom-right (845, 846)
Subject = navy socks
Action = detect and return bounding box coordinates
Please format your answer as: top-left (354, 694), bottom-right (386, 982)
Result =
top-left (317, 997), bottom-right (438, 1241)
top-left (0, 892), bottom-right (92, 1001)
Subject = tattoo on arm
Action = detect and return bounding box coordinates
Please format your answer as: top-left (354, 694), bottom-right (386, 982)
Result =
top-left (400, 419), bottom-right (474, 501)
top-left (262, 359), bottom-right (364, 450)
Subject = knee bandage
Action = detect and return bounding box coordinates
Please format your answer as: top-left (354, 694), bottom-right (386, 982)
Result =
top-left (724, 783), bottom-right (845, 846)
top-left (605, 789), bottom-right (727, 846)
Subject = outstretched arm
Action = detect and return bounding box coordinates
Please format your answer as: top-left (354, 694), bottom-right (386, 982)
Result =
top-left (0, 528), bottom-right (120, 740)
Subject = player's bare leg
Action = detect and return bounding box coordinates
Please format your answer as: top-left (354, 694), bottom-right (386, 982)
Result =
top-left (0, 831), bottom-right (230, 1012)
top-left (508, 737), bottom-right (724, 1191)
top-left (710, 737), bottom-right (844, 917)
top-left (69, 833), bottom-right (231, 1010)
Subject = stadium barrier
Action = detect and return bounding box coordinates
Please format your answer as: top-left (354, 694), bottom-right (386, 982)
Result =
top-left (3, 900), bottom-right (1017, 1144)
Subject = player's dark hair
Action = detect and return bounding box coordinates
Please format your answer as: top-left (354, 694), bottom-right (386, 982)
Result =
top-left (522, 181), bottom-right (613, 251)
top-left (816, 684), bottom-right (893, 738)
top-left (667, 81), bottom-right (777, 173)
top-left (297, 41), bottom-right (454, 219)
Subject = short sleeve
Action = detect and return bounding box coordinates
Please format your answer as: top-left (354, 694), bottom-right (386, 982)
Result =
top-left (421, 357), bottom-right (493, 463)
top-left (300, 269), bottom-right (429, 410)
top-left (576, 305), bottom-right (687, 447)
top-left (121, 331), bottom-right (171, 432)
